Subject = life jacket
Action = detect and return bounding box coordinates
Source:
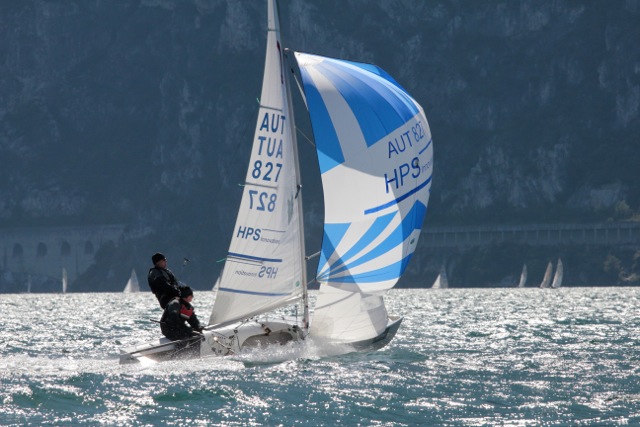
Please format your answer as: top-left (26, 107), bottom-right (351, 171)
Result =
top-left (180, 302), bottom-right (194, 320)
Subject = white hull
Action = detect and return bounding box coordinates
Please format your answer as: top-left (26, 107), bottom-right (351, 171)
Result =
top-left (120, 315), bottom-right (403, 364)
top-left (120, 317), bottom-right (304, 364)
top-left (349, 316), bottom-right (403, 352)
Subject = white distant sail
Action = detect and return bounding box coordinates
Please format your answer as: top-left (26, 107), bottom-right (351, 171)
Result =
top-left (62, 268), bottom-right (68, 293)
top-left (540, 261), bottom-right (553, 288)
top-left (432, 265), bottom-right (448, 289)
top-left (551, 258), bottom-right (563, 288)
top-left (517, 264), bottom-right (527, 288)
top-left (123, 269), bottom-right (140, 293)
top-left (211, 267), bottom-right (222, 291)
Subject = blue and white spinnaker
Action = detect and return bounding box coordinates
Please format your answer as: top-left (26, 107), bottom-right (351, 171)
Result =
top-left (295, 52), bottom-right (433, 344)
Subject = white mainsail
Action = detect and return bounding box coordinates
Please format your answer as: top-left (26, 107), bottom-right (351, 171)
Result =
top-left (432, 265), bottom-right (448, 289)
top-left (551, 258), bottom-right (563, 288)
top-left (517, 264), bottom-right (527, 288)
top-left (209, 0), bottom-right (306, 328)
top-left (62, 268), bottom-right (68, 293)
top-left (295, 53), bottom-right (433, 344)
top-left (540, 261), bottom-right (553, 288)
top-left (123, 269), bottom-right (140, 293)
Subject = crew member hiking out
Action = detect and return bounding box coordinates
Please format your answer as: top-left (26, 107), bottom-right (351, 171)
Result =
top-left (147, 252), bottom-right (187, 309)
top-left (160, 286), bottom-right (203, 341)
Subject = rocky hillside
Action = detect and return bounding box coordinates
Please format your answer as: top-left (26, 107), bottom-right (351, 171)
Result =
top-left (1, 0), bottom-right (638, 290)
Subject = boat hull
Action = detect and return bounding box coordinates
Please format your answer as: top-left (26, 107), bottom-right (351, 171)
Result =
top-left (349, 316), bottom-right (403, 352)
top-left (119, 317), bottom-right (304, 364)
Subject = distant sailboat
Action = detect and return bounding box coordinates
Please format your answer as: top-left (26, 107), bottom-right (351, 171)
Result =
top-left (62, 268), bottom-right (68, 293)
top-left (551, 258), bottom-right (563, 288)
top-left (123, 269), bottom-right (140, 293)
top-left (26, 274), bottom-right (32, 293)
top-left (539, 261), bottom-right (553, 288)
top-left (432, 265), bottom-right (448, 289)
top-left (211, 267), bottom-right (223, 291)
top-left (517, 264), bottom-right (527, 288)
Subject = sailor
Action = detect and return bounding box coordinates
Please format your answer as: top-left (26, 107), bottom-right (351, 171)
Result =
top-left (147, 252), bottom-right (187, 309)
top-left (160, 286), bottom-right (203, 341)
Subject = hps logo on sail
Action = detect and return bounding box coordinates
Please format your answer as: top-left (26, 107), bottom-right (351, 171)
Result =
top-left (384, 119), bottom-right (431, 194)
top-left (235, 226), bottom-right (282, 245)
top-left (234, 264), bottom-right (278, 280)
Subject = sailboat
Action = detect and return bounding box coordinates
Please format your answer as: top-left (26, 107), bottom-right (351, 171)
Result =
top-left (551, 258), bottom-right (563, 288)
top-left (123, 269), bottom-right (140, 293)
top-left (120, 0), bottom-right (432, 363)
top-left (431, 265), bottom-right (448, 289)
top-left (539, 261), bottom-right (553, 288)
top-left (517, 264), bottom-right (527, 288)
top-left (62, 268), bottom-right (68, 293)
top-left (211, 267), bottom-right (223, 291)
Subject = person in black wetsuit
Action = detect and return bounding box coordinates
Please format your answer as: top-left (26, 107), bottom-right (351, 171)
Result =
top-left (160, 286), bottom-right (203, 341)
top-left (147, 252), bottom-right (187, 309)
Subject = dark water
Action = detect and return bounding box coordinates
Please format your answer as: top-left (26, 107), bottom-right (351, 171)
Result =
top-left (1, 288), bottom-right (639, 426)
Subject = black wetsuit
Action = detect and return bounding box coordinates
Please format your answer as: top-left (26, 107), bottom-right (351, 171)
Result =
top-left (147, 266), bottom-right (184, 309)
top-left (160, 297), bottom-right (203, 341)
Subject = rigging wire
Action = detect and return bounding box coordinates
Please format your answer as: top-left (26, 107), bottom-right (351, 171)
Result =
top-left (295, 126), bottom-right (315, 147)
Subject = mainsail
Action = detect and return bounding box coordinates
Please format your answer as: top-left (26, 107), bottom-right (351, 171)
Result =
top-left (209, 0), bottom-right (306, 328)
top-left (540, 261), bottom-right (553, 288)
top-left (295, 53), bottom-right (433, 343)
top-left (432, 264), bottom-right (448, 289)
top-left (62, 268), bottom-right (68, 293)
top-left (517, 264), bottom-right (527, 288)
top-left (123, 269), bottom-right (140, 293)
top-left (551, 258), bottom-right (563, 288)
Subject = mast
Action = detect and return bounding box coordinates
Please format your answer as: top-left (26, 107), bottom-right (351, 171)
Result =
top-left (276, 0), bottom-right (309, 334)
top-left (287, 58), bottom-right (309, 334)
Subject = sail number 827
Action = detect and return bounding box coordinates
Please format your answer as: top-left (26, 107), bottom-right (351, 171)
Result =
top-left (252, 161), bottom-right (282, 182)
top-left (249, 190), bottom-right (277, 212)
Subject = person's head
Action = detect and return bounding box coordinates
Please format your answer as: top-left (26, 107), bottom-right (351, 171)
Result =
top-left (181, 286), bottom-right (193, 303)
top-left (151, 252), bottom-right (167, 267)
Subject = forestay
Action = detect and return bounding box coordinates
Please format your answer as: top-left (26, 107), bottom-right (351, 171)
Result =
top-left (209, 0), bottom-right (306, 327)
top-left (295, 53), bottom-right (433, 343)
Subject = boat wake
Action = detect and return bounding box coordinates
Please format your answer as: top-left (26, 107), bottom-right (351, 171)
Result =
top-left (230, 337), bottom-right (359, 366)
top-left (3, 354), bottom-right (124, 378)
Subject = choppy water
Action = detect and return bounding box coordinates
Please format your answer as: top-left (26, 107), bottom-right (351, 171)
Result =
top-left (1, 287), bottom-right (639, 426)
